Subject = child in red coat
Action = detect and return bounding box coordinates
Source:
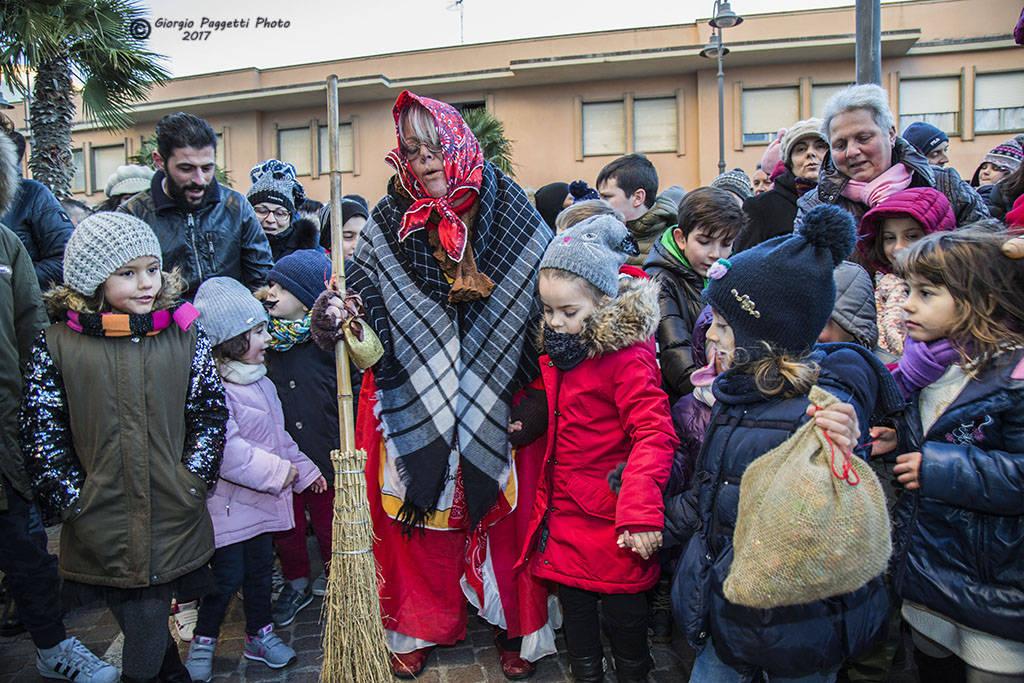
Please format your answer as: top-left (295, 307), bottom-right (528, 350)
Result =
top-left (516, 215), bottom-right (678, 682)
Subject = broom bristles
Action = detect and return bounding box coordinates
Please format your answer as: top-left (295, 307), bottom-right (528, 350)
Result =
top-left (321, 449), bottom-right (391, 682)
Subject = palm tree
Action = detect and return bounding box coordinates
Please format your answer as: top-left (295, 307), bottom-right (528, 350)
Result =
top-left (461, 107), bottom-right (515, 178)
top-left (0, 0), bottom-right (168, 199)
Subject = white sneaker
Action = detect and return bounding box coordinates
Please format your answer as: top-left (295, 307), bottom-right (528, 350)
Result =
top-left (172, 599), bottom-right (199, 642)
top-left (36, 637), bottom-right (118, 683)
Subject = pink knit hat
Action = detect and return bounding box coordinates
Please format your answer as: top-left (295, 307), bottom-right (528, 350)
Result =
top-left (759, 128), bottom-right (787, 180)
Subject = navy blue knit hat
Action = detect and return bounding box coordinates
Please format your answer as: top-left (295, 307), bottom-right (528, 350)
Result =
top-left (705, 204), bottom-right (856, 356)
top-left (268, 249), bottom-right (331, 309)
top-left (902, 122), bottom-right (948, 157)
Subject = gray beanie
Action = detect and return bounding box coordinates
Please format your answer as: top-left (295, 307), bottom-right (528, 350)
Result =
top-left (193, 277), bottom-right (268, 347)
top-left (63, 212), bottom-right (163, 296)
top-left (711, 168), bottom-right (752, 202)
top-left (539, 215), bottom-right (639, 297)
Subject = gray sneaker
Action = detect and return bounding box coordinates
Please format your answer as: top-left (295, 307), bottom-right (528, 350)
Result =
top-left (36, 637), bottom-right (118, 683)
top-left (311, 574), bottom-right (328, 597)
top-left (272, 582), bottom-right (312, 627)
top-left (244, 624), bottom-right (296, 668)
top-left (184, 635), bottom-right (216, 682)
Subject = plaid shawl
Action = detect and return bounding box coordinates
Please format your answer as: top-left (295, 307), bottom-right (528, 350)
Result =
top-left (347, 161), bottom-right (551, 527)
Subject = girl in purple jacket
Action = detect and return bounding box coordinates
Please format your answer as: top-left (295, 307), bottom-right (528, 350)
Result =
top-left (187, 277), bottom-right (324, 680)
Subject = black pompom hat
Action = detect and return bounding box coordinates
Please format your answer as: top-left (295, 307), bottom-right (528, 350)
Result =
top-left (704, 204), bottom-right (856, 355)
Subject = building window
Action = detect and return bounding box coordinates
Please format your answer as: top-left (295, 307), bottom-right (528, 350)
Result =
top-left (741, 87), bottom-right (799, 145)
top-left (582, 101), bottom-right (625, 157)
top-left (277, 127), bottom-right (312, 176)
top-left (899, 77), bottom-right (960, 134)
top-left (71, 148), bottom-right (85, 193)
top-left (811, 83), bottom-right (852, 120)
top-left (215, 132), bottom-right (225, 171)
top-left (317, 123), bottom-right (354, 174)
top-left (974, 71), bottom-right (1024, 134)
top-left (91, 144), bottom-right (125, 193)
top-left (633, 97), bottom-right (677, 153)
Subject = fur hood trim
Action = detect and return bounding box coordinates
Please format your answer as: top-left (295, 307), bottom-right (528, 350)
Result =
top-left (0, 133), bottom-right (20, 216)
top-left (43, 268), bottom-right (186, 317)
top-left (290, 216), bottom-right (320, 250)
top-left (538, 276), bottom-right (660, 358)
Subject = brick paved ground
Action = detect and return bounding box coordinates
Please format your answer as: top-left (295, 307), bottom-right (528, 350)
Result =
top-left (2, 526), bottom-right (921, 682)
top-left (0, 526), bottom-right (696, 682)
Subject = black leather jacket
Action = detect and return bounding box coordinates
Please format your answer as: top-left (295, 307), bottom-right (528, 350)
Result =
top-left (119, 172), bottom-right (272, 298)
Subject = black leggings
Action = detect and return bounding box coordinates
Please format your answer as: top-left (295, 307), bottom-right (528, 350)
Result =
top-left (557, 584), bottom-right (649, 663)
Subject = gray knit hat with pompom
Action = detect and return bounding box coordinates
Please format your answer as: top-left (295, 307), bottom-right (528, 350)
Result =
top-left (63, 211), bottom-right (163, 296)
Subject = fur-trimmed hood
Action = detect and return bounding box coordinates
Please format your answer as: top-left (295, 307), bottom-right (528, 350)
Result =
top-left (43, 268), bottom-right (186, 317)
top-left (539, 275), bottom-right (660, 358)
top-left (0, 133), bottom-right (20, 217)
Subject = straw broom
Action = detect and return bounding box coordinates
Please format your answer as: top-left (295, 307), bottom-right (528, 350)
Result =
top-left (320, 74), bottom-right (392, 682)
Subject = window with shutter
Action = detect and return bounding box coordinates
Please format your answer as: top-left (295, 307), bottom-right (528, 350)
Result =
top-left (742, 87), bottom-right (799, 145)
top-left (899, 77), bottom-right (960, 134)
top-left (974, 71), bottom-right (1024, 134)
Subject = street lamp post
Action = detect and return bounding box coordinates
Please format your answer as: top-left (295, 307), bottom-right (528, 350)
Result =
top-left (700, 0), bottom-right (743, 176)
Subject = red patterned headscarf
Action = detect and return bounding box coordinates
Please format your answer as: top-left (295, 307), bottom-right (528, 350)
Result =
top-left (386, 91), bottom-right (485, 263)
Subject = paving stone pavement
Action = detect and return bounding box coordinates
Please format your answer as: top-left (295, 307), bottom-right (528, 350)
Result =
top-left (0, 526), bottom-right (696, 682)
top-left (2, 527), bottom-right (920, 682)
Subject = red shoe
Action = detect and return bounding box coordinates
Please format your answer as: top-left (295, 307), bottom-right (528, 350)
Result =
top-left (493, 639), bottom-right (536, 680)
top-left (390, 646), bottom-right (433, 679)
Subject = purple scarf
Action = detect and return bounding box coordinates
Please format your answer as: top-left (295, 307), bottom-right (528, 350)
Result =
top-left (891, 336), bottom-right (960, 398)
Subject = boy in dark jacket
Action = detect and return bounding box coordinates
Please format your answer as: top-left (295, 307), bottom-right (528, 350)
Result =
top-left (263, 249), bottom-right (341, 626)
top-left (643, 187), bottom-right (745, 405)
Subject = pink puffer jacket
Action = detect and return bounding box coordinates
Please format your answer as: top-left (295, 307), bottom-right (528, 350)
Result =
top-left (207, 376), bottom-right (322, 547)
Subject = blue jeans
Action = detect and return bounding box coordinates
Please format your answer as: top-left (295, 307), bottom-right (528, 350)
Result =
top-left (691, 639), bottom-right (837, 683)
top-left (194, 533), bottom-right (273, 638)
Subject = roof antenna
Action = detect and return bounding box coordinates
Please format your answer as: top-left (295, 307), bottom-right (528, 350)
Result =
top-left (446, 0), bottom-right (465, 44)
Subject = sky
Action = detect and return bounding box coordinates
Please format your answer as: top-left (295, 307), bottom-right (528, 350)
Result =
top-left (139, 0), bottom-right (890, 78)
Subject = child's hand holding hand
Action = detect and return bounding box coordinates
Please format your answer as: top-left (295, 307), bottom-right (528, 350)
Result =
top-left (284, 465), bottom-right (298, 487)
top-left (616, 530), bottom-right (663, 560)
top-left (309, 475), bottom-right (328, 493)
top-left (893, 451), bottom-right (922, 490)
top-left (869, 426), bottom-right (898, 457)
top-left (806, 401), bottom-right (860, 454)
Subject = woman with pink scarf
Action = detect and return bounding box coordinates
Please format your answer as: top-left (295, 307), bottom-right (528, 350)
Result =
top-left (796, 84), bottom-right (988, 228)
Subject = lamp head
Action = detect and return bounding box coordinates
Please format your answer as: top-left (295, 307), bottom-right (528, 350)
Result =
top-left (700, 33), bottom-right (729, 59)
top-left (710, 0), bottom-right (743, 29)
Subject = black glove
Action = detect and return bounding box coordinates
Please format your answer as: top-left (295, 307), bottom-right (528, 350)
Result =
top-left (509, 387), bottom-right (548, 447)
top-left (606, 462), bottom-right (627, 494)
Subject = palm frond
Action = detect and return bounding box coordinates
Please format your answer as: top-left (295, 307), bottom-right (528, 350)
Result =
top-left (462, 107), bottom-right (515, 178)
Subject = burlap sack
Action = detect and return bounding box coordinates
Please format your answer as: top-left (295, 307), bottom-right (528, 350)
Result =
top-left (723, 386), bottom-right (891, 609)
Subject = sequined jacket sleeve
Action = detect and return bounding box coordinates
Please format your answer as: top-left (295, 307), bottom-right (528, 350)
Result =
top-left (20, 331), bottom-right (82, 515)
top-left (182, 326), bottom-right (228, 487)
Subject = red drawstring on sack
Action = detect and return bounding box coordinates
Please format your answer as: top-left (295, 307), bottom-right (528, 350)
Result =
top-left (816, 404), bottom-right (860, 486)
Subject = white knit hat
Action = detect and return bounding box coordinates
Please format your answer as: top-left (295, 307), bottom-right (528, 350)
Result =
top-left (63, 212), bottom-right (163, 296)
top-left (781, 118), bottom-right (827, 166)
top-left (104, 164), bottom-right (155, 198)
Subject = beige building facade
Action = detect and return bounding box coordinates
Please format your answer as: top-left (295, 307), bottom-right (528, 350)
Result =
top-left (5, 0), bottom-right (1023, 205)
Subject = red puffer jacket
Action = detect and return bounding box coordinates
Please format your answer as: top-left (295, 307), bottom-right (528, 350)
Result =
top-left (518, 277), bottom-right (677, 594)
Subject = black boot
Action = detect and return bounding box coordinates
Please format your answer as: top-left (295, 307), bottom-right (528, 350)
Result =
top-left (568, 653), bottom-right (605, 682)
top-left (612, 654), bottom-right (653, 683)
top-left (912, 648), bottom-right (965, 683)
top-left (157, 639), bottom-right (190, 683)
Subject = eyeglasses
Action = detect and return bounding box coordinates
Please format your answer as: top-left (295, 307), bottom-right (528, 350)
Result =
top-left (254, 206), bottom-right (291, 220)
top-left (401, 137), bottom-right (442, 159)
